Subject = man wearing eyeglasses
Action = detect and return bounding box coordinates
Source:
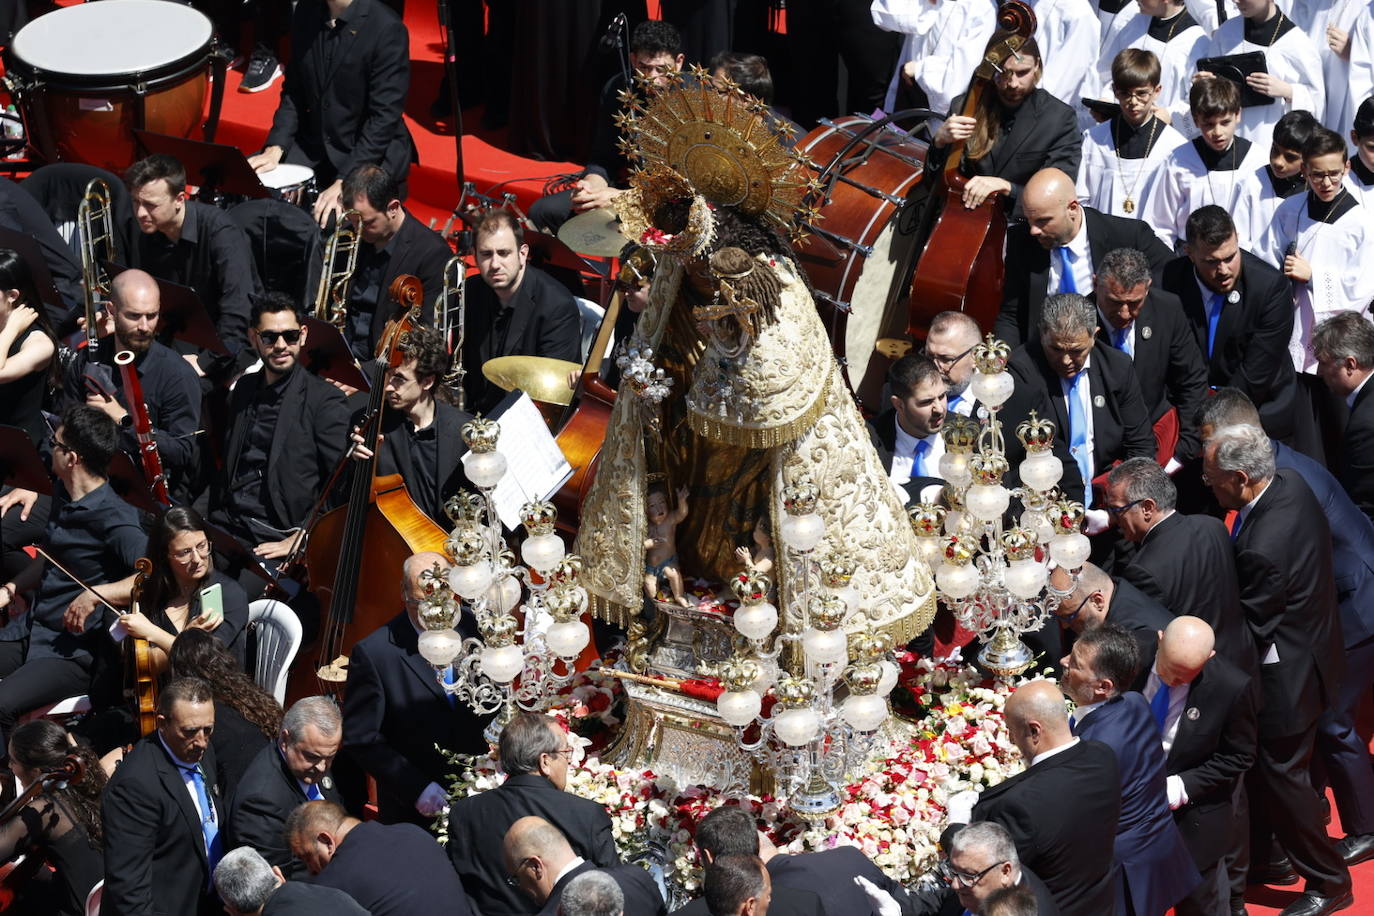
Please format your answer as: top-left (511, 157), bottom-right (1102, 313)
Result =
top-left (1043, 560), bottom-right (1173, 683)
top-left (209, 293), bottom-right (349, 593)
top-left (926, 822), bottom-right (1060, 916)
top-left (923, 311), bottom-right (982, 417)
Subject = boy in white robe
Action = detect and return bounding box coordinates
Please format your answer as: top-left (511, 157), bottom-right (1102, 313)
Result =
top-left (872, 0), bottom-right (1000, 116)
top-left (1238, 108), bottom-right (1318, 243)
top-left (1099, 0), bottom-right (1211, 137)
top-left (1028, 0), bottom-right (1104, 128)
top-left (1200, 0), bottom-right (1325, 146)
top-left (1080, 48), bottom-right (1188, 217)
top-left (1288, 0), bottom-right (1365, 129)
top-left (1140, 76), bottom-right (1269, 246)
top-left (1348, 96), bottom-right (1374, 206)
top-left (1258, 125), bottom-right (1374, 374)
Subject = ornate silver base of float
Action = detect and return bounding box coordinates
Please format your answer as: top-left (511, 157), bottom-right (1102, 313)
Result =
top-left (644, 598), bottom-right (738, 679)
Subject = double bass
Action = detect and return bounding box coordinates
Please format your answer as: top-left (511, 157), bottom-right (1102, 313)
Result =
top-left (905, 1), bottom-right (1038, 338)
top-left (296, 276), bottom-right (450, 699)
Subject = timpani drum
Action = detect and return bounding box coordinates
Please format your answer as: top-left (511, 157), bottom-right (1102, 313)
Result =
top-left (794, 115), bottom-right (928, 410)
top-left (257, 162), bottom-right (317, 203)
top-left (6, 0), bottom-right (224, 173)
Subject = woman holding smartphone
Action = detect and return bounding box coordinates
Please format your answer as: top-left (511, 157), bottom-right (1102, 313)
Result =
top-left (123, 506), bottom-right (251, 670)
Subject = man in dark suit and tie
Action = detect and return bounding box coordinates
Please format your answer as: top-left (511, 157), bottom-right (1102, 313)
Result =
top-left (214, 845), bottom-right (370, 916)
top-left (1008, 292), bottom-right (1155, 531)
top-left (967, 681), bottom-right (1121, 916)
top-left (338, 165), bottom-right (454, 361)
top-left (869, 354), bottom-right (948, 505)
top-left (228, 697), bottom-right (344, 879)
top-left (669, 805), bottom-right (825, 916)
top-left (342, 551), bottom-right (490, 826)
top-left (910, 822), bottom-right (1061, 916)
top-left (462, 208), bottom-right (582, 414)
top-left (1202, 425), bottom-right (1352, 916)
top-left (1159, 205), bottom-right (1309, 452)
top-left (1037, 561), bottom-right (1173, 681)
top-left (1093, 247), bottom-right (1209, 471)
top-left (1312, 312), bottom-right (1374, 522)
top-left (1136, 616), bottom-right (1257, 916)
top-left (287, 799), bottom-right (477, 916)
top-left (250, 0), bottom-right (417, 225)
top-left (995, 168), bottom-right (1172, 346)
top-left (102, 677), bottom-right (225, 916)
top-left (1199, 389), bottom-right (1374, 869)
top-left (1104, 457), bottom-right (1255, 670)
top-left (1062, 625), bottom-right (1201, 916)
top-left (502, 816), bottom-right (665, 916)
top-left (447, 712), bottom-right (621, 916)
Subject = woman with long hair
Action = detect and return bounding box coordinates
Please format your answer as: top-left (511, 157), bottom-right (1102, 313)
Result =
top-left (0, 248), bottom-right (57, 444)
top-left (168, 628), bottom-right (281, 794)
top-left (0, 720), bottom-right (105, 916)
top-left (121, 506), bottom-right (250, 671)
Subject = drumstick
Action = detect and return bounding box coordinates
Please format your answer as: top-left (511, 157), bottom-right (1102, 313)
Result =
top-left (32, 547), bottom-right (124, 616)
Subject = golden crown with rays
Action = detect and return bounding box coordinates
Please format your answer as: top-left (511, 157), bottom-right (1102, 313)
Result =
top-left (612, 65), bottom-right (823, 252)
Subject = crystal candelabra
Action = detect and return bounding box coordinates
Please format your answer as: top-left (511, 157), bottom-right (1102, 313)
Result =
top-left (712, 479), bottom-right (901, 817)
top-left (909, 336), bottom-right (1091, 676)
top-left (413, 418), bottom-right (592, 741)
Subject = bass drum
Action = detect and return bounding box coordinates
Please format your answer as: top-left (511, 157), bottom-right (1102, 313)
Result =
top-left (6, 0), bottom-right (223, 173)
top-left (794, 116), bottom-right (927, 411)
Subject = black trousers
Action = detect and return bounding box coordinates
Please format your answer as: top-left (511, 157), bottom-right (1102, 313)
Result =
top-left (0, 655), bottom-right (93, 746)
top-left (784, 0), bottom-right (901, 129)
top-left (1312, 634), bottom-right (1374, 837)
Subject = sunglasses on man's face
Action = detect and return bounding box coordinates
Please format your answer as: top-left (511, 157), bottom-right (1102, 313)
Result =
top-left (257, 329), bottom-right (302, 345)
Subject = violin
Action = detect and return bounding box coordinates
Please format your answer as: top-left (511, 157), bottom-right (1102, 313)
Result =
top-left (125, 558), bottom-right (158, 737)
top-left (905, 0), bottom-right (1038, 339)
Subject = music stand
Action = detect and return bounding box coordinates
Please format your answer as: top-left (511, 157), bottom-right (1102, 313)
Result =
top-left (133, 130), bottom-right (270, 200)
top-left (0, 228), bottom-right (64, 313)
top-left (103, 262), bottom-right (229, 355)
top-left (107, 451), bottom-right (162, 514)
top-left (302, 317), bottom-right (371, 392)
top-left (0, 425), bottom-right (52, 495)
top-left (203, 519), bottom-right (277, 585)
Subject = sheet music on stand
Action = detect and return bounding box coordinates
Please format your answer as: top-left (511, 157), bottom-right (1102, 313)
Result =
top-left (465, 391), bottom-right (574, 529)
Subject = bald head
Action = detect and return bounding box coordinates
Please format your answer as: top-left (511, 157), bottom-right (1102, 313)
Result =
top-left (1024, 169), bottom-right (1076, 207)
top-left (109, 269), bottom-right (161, 353)
top-left (403, 551), bottom-right (450, 602)
top-left (1005, 681), bottom-right (1072, 759)
top-left (1022, 170), bottom-right (1083, 249)
top-left (1155, 616), bottom-right (1215, 687)
top-left (504, 816), bottom-right (575, 868)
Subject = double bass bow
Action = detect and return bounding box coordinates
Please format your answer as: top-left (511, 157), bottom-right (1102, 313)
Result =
top-left (905, 1), bottom-right (1037, 338)
top-left (296, 275), bottom-right (450, 700)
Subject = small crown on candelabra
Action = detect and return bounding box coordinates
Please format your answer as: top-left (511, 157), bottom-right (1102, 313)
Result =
top-left (944, 534), bottom-right (978, 565)
top-left (730, 569), bottom-right (771, 604)
top-left (1016, 410), bottom-right (1056, 452)
top-left (1050, 498), bottom-right (1088, 535)
top-left (907, 503), bottom-right (948, 538)
top-left (809, 592), bottom-right (847, 630)
top-left (941, 413), bottom-right (980, 453)
top-left (444, 490), bottom-right (485, 526)
top-left (544, 585), bottom-right (584, 622)
top-left (462, 417), bottom-right (501, 453)
top-left (417, 563), bottom-right (459, 630)
top-left (549, 555), bottom-right (583, 589)
top-left (819, 550), bottom-right (858, 588)
top-left (444, 526), bottom-right (488, 566)
top-left (844, 662), bottom-right (884, 696)
top-left (482, 615), bottom-right (519, 647)
top-left (972, 334), bottom-right (1010, 374)
top-left (848, 625), bottom-right (893, 664)
top-left (775, 675), bottom-right (816, 708)
top-left (519, 500), bottom-right (558, 536)
top-left (719, 656), bottom-right (761, 692)
top-left (781, 478), bottom-right (819, 516)
top-left (969, 452), bottom-right (1010, 485)
top-left (1001, 526), bottom-right (1039, 561)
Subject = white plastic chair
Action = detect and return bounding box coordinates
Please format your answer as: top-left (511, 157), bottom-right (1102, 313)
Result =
top-left (575, 297), bottom-right (606, 362)
top-left (19, 694), bottom-right (92, 724)
top-left (247, 599), bottom-right (302, 704)
top-left (84, 878), bottom-right (102, 916)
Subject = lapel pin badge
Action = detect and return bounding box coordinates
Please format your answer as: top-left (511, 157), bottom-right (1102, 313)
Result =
top-left (1227, 290), bottom-right (1241, 304)
top-left (1093, 395), bottom-right (1106, 408)
top-left (1140, 326), bottom-right (1152, 340)
top-left (322, 775), bottom-right (334, 790)
top-left (1186, 707), bottom-right (1200, 721)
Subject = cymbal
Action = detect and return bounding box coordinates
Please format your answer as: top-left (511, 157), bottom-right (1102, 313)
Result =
top-left (482, 356), bottom-right (582, 406)
top-left (874, 338), bottom-right (914, 359)
top-left (557, 208), bottom-right (632, 257)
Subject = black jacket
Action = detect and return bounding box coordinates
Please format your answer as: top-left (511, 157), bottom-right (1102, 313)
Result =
top-left (0, 175), bottom-right (84, 326)
top-left (1232, 470), bottom-right (1346, 738)
top-left (210, 701), bottom-right (272, 803)
top-left (971, 739), bottom-right (1121, 916)
top-left (768, 847), bottom-right (916, 916)
top-left (262, 881), bottom-right (371, 916)
top-left (462, 266), bottom-right (583, 414)
top-left (446, 772), bottom-right (621, 916)
top-left (265, 0), bottom-right (417, 184)
top-left (1095, 288), bottom-right (1209, 464)
top-left (996, 208), bottom-right (1173, 346)
top-left (228, 741), bottom-right (345, 878)
top-left (100, 735), bottom-right (223, 916)
top-left (342, 611), bottom-right (491, 824)
top-left (672, 885), bottom-right (825, 916)
top-left (1107, 578), bottom-right (1175, 678)
top-left (215, 365), bottom-right (351, 533)
top-left (537, 860), bottom-right (665, 916)
top-left (366, 400), bottom-right (474, 525)
top-left (310, 820), bottom-right (476, 916)
top-left (1342, 381), bottom-right (1374, 523)
top-left (1160, 251), bottom-right (1300, 442)
top-left (348, 211), bottom-right (453, 358)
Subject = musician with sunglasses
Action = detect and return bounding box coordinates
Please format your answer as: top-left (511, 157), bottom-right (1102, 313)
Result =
top-left (209, 294), bottom-right (349, 594)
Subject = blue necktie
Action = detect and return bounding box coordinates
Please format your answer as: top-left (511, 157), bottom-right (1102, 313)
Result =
top-left (1115, 325), bottom-right (1133, 357)
top-left (306, 782), bottom-right (323, 801)
top-left (1151, 682), bottom-right (1172, 733)
top-left (1207, 292), bottom-right (1225, 358)
top-left (947, 392), bottom-right (964, 415)
top-left (1230, 511), bottom-right (1243, 540)
top-left (443, 664), bottom-right (457, 707)
top-left (187, 765), bottom-right (222, 877)
top-left (1057, 246), bottom-right (1078, 294)
top-left (913, 438), bottom-right (932, 478)
top-left (1067, 372), bottom-right (1092, 504)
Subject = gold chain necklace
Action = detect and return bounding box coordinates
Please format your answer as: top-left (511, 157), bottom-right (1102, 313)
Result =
top-left (1114, 116), bottom-right (1161, 213)
top-left (1159, 8), bottom-right (1187, 42)
top-left (1267, 9), bottom-right (1286, 45)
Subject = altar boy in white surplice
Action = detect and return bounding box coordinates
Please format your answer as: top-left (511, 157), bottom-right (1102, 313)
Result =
top-left (1079, 49), bottom-right (1187, 219)
top-left (1097, 0), bottom-right (1210, 137)
top-left (1258, 126), bottom-right (1374, 375)
top-left (1235, 108), bottom-right (1317, 245)
top-left (1348, 97), bottom-right (1374, 207)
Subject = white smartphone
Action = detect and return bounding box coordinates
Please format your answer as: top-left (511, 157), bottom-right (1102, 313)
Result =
top-left (198, 582), bottom-right (224, 624)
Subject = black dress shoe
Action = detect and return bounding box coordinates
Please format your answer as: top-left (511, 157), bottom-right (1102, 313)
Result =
top-left (1277, 891), bottom-right (1354, 916)
top-left (1336, 832), bottom-right (1374, 866)
top-left (1250, 855), bottom-right (1299, 886)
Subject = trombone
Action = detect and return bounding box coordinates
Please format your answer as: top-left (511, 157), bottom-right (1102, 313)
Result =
top-left (314, 209), bottom-right (360, 329)
top-left (436, 255), bottom-right (466, 409)
top-left (77, 179), bottom-right (117, 349)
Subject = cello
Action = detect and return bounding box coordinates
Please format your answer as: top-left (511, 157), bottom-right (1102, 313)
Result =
top-left (295, 276), bottom-right (450, 700)
top-left (905, 1), bottom-right (1037, 338)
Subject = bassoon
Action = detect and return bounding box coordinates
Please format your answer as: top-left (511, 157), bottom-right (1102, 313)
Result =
top-left (114, 349), bottom-right (171, 507)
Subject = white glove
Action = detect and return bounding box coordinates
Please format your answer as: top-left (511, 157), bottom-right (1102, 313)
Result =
top-left (946, 789), bottom-right (980, 825)
top-left (1165, 774), bottom-right (1189, 810)
top-left (854, 875), bottom-right (902, 916)
top-left (1084, 508), bottom-right (1110, 536)
top-left (415, 781), bottom-right (449, 817)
